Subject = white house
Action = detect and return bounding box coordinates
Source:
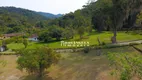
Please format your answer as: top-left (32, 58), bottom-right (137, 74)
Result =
top-left (28, 34), bottom-right (39, 42)
top-left (0, 46), bottom-right (6, 52)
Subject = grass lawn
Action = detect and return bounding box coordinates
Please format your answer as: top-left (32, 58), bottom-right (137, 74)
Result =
top-left (0, 46), bottom-right (140, 80)
top-left (134, 44), bottom-right (142, 49)
top-left (7, 43), bottom-right (25, 50)
top-left (7, 31), bottom-right (142, 49)
top-left (0, 40), bottom-right (2, 45)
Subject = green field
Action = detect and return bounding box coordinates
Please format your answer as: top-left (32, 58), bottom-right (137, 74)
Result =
top-left (135, 44), bottom-right (142, 49)
top-left (6, 31), bottom-right (142, 50)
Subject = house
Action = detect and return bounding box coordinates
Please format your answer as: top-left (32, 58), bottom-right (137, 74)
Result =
top-left (0, 33), bottom-right (24, 40)
top-left (0, 46), bottom-right (6, 52)
top-left (3, 33), bottom-right (23, 39)
top-left (28, 34), bottom-right (39, 42)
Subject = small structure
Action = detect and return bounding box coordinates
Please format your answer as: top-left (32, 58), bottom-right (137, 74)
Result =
top-left (0, 33), bottom-right (23, 40)
top-left (0, 36), bottom-right (4, 40)
top-left (0, 46), bottom-right (6, 52)
top-left (3, 33), bottom-right (23, 39)
top-left (28, 34), bottom-right (39, 42)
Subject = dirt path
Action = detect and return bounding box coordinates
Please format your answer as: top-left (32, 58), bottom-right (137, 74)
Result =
top-left (55, 40), bottom-right (142, 53)
top-left (116, 40), bottom-right (142, 45)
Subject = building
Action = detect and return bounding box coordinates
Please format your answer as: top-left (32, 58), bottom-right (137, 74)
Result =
top-left (0, 33), bottom-right (23, 40)
top-left (28, 34), bottom-right (39, 42)
top-left (3, 33), bottom-right (23, 38)
top-left (0, 46), bottom-right (6, 52)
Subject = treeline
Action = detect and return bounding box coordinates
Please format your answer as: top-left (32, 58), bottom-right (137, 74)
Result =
top-left (43, 0), bottom-right (142, 32)
top-left (38, 0), bottom-right (142, 33)
top-left (38, 25), bottom-right (92, 42)
top-left (0, 6), bottom-right (93, 34)
top-left (37, 9), bottom-right (93, 42)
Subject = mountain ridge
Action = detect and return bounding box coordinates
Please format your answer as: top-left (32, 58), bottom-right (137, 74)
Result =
top-left (37, 12), bottom-right (62, 18)
top-left (0, 6), bottom-right (62, 19)
top-left (0, 6), bottom-right (63, 33)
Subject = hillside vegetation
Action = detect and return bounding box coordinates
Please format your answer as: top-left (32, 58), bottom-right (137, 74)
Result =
top-left (0, 7), bottom-right (62, 34)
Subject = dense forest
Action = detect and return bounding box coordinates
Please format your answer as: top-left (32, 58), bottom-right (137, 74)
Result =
top-left (44, 0), bottom-right (142, 43)
top-left (0, 7), bottom-right (62, 34)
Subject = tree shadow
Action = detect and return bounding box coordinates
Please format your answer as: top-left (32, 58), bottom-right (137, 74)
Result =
top-left (89, 31), bottom-right (105, 35)
top-left (20, 73), bottom-right (54, 80)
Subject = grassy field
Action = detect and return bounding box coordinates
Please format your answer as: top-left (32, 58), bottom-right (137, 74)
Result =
top-left (135, 44), bottom-right (142, 49)
top-left (6, 31), bottom-right (142, 49)
top-left (0, 46), bottom-right (140, 80)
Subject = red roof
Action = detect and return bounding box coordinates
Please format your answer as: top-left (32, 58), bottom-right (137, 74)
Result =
top-left (4, 33), bottom-right (23, 37)
top-left (29, 34), bottom-right (38, 38)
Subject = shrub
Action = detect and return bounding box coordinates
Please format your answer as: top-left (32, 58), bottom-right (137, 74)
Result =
top-left (107, 52), bottom-right (142, 80)
top-left (72, 47), bottom-right (77, 52)
top-left (102, 42), bottom-right (106, 45)
top-left (83, 46), bottom-right (90, 53)
top-left (95, 46), bottom-right (103, 49)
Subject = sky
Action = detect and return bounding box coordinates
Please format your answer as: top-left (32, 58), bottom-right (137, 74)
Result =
top-left (0, 0), bottom-right (88, 14)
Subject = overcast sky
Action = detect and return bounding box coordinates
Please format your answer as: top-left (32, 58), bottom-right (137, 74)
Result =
top-left (0, 0), bottom-right (88, 14)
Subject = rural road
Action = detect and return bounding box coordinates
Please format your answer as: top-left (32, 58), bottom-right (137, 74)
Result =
top-left (112, 40), bottom-right (142, 45)
top-left (56, 40), bottom-right (142, 53)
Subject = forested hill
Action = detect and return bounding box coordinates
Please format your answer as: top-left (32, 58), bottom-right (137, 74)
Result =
top-left (0, 7), bottom-right (62, 34)
top-left (0, 7), bottom-right (47, 24)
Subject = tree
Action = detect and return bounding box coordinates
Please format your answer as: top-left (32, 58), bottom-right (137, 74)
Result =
top-left (59, 12), bottom-right (74, 28)
top-left (17, 47), bottom-right (61, 78)
top-left (136, 11), bottom-right (142, 26)
top-left (38, 31), bottom-right (52, 42)
top-left (49, 26), bottom-right (64, 41)
top-left (73, 10), bottom-right (87, 28)
top-left (77, 27), bottom-right (85, 39)
top-left (13, 26), bottom-right (23, 32)
top-left (23, 39), bottom-right (28, 48)
top-left (35, 21), bottom-right (45, 28)
top-left (62, 27), bottom-right (75, 39)
top-left (83, 0), bottom-right (109, 32)
top-left (86, 26), bottom-right (93, 35)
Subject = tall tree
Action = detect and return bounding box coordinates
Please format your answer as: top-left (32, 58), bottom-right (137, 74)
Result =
top-left (23, 39), bottom-right (28, 48)
top-left (49, 26), bottom-right (64, 41)
top-left (89, 0), bottom-right (142, 43)
top-left (77, 27), bottom-right (85, 39)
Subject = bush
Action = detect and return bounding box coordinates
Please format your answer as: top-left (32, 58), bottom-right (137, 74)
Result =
top-left (107, 52), bottom-right (142, 80)
top-left (102, 42), bottom-right (106, 45)
top-left (72, 47), bottom-right (77, 52)
top-left (95, 46), bottom-right (103, 49)
top-left (83, 46), bottom-right (90, 53)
